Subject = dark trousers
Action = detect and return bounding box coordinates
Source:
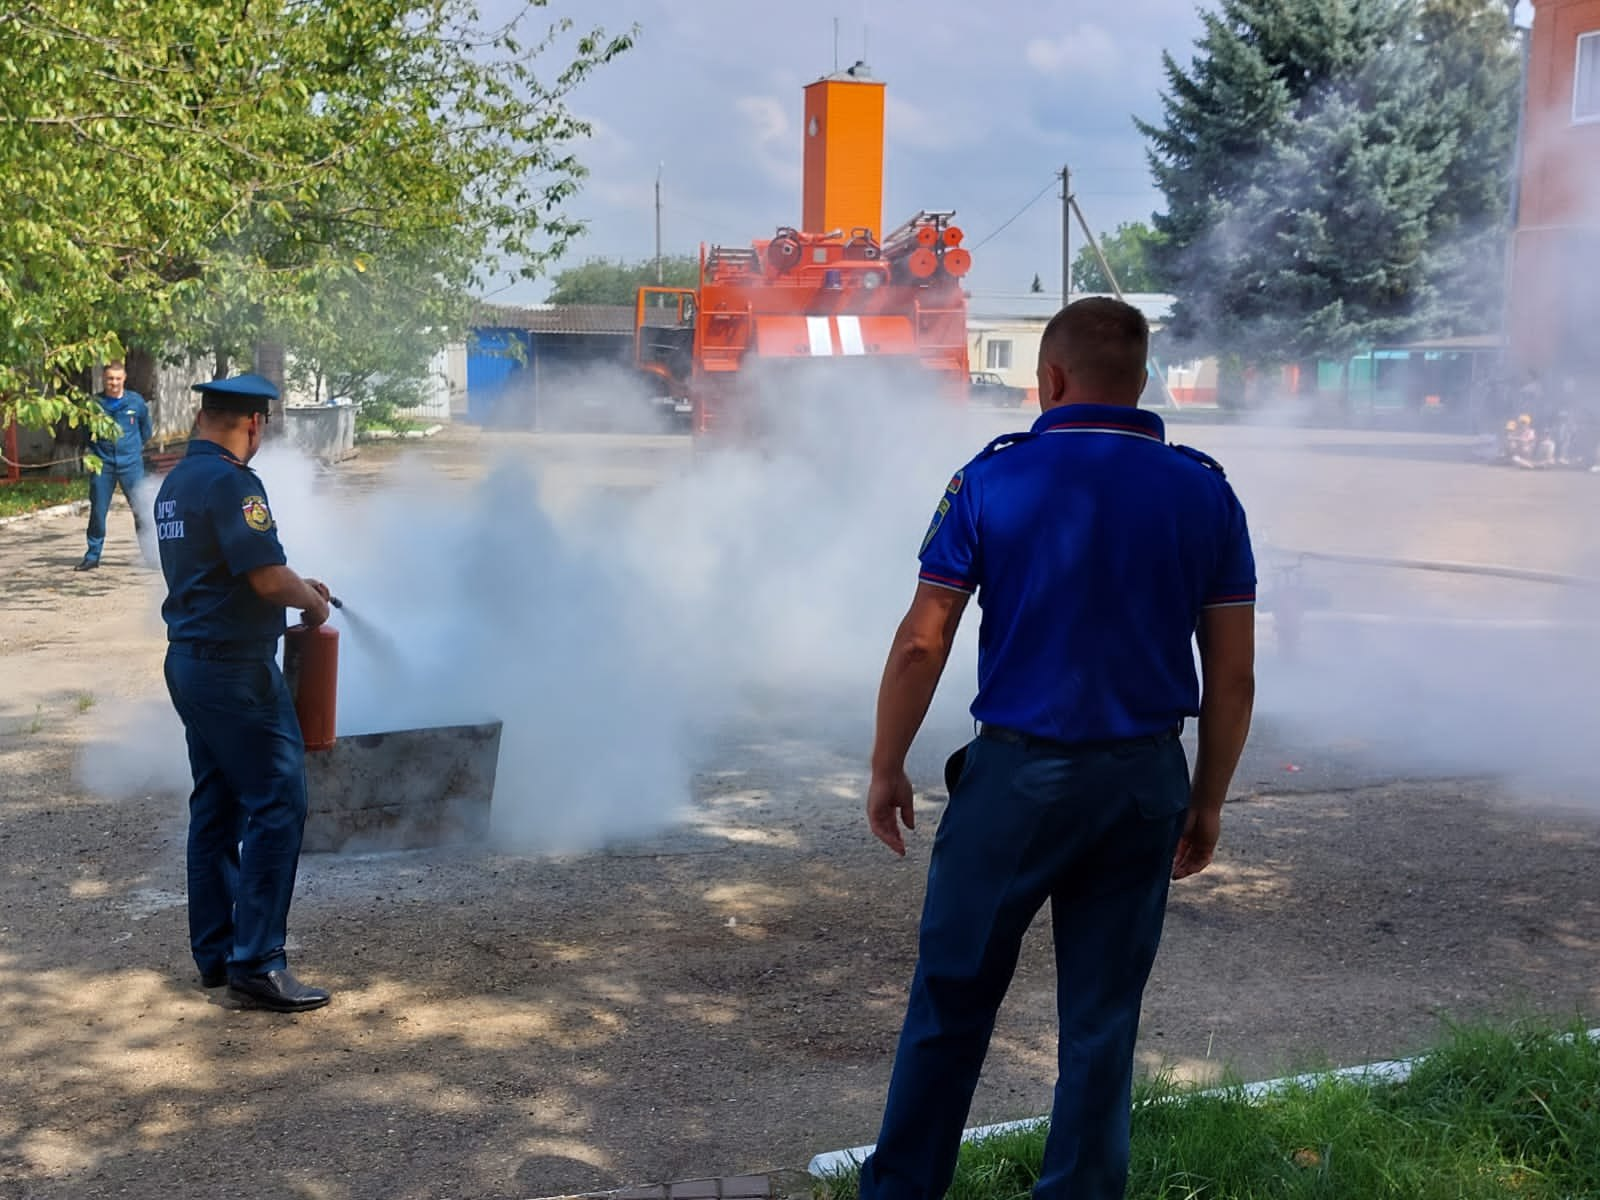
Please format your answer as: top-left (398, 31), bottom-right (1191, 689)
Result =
top-left (163, 647), bottom-right (309, 979)
top-left (858, 730), bottom-right (1191, 1200)
top-left (85, 459), bottom-right (145, 561)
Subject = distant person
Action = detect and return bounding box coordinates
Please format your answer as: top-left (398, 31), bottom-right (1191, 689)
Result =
top-left (76, 361), bottom-right (152, 571)
top-left (155, 373), bottom-right (334, 1013)
top-left (1510, 414), bottom-right (1538, 468)
top-left (858, 298), bottom-right (1257, 1200)
top-left (1501, 418), bottom-right (1522, 465)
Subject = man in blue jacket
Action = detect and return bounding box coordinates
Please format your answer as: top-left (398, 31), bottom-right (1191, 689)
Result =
top-left (77, 360), bottom-right (153, 571)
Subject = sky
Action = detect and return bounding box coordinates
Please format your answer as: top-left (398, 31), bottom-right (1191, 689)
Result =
top-left (479, 0), bottom-right (1212, 306)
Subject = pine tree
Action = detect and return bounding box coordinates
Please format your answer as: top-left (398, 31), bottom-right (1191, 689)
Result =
top-left (1417, 0), bottom-right (1522, 335)
top-left (1138, 0), bottom-right (1514, 372)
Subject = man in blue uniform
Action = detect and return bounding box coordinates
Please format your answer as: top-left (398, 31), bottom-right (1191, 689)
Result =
top-left (859, 298), bottom-right (1257, 1200)
top-left (76, 361), bottom-right (153, 571)
top-left (155, 372), bottom-right (335, 1013)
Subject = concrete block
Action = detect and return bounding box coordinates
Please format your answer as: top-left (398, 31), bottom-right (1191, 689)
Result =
top-left (303, 720), bottom-right (502, 853)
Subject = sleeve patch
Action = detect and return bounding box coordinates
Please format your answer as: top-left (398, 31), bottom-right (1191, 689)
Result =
top-left (241, 495), bottom-right (274, 533)
top-left (921, 496), bottom-right (951, 553)
top-left (946, 470), bottom-right (963, 495)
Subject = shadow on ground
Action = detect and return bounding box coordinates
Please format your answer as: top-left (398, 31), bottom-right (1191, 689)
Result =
top-left (2, 718), bottom-right (1597, 1200)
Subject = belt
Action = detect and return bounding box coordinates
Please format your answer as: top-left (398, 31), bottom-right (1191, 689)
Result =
top-left (166, 639), bottom-right (278, 661)
top-left (977, 722), bottom-right (1182, 756)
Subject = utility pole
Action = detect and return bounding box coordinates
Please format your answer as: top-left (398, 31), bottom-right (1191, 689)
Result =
top-left (1069, 191), bottom-right (1182, 410)
top-left (1060, 164), bottom-right (1072, 308)
top-left (654, 162), bottom-right (664, 284)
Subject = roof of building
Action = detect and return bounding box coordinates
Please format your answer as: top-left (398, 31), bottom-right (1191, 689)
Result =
top-left (966, 291), bottom-right (1177, 325)
top-left (809, 61), bottom-right (882, 84)
top-left (472, 303), bottom-right (681, 336)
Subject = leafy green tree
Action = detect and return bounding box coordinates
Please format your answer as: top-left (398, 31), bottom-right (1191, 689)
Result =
top-left (546, 256), bottom-right (702, 305)
top-left (1138, 0), bottom-right (1517, 380)
top-left (1071, 221), bottom-right (1166, 293)
top-left (0, 2), bottom-right (633, 436)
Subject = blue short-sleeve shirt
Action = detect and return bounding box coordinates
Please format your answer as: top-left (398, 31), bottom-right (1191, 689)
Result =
top-left (918, 402), bottom-right (1255, 743)
top-left (155, 440), bottom-right (290, 648)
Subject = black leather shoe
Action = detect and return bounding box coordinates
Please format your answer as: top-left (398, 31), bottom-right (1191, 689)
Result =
top-left (227, 969), bottom-right (331, 1012)
top-left (74, 557), bottom-right (99, 572)
top-left (200, 968), bottom-right (228, 989)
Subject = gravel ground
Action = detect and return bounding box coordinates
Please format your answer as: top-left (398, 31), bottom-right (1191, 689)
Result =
top-left (1, 418), bottom-right (1596, 1200)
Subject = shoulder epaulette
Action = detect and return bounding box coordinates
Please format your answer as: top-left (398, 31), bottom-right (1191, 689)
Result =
top-left (1171, 443), bottom-right (1226, 477)
top-left (976, 431), bottom-right (1037, 461)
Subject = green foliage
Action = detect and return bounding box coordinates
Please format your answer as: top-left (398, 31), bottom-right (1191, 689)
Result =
top-left (1417, 0), bottom-right (1523, 334)
top-left (1139, 0), bottom-right (1520, 369)
top-left (1072, 221), bottom-right (1166, 293)
top-left (0, 479), bottom-right (81, 519)
top-left (813, 1020), bottom-right (1600, 1200)
top-left (546, 255), bottom-right (701, 305)
top-left (0, 2), bottom-right (634, 431)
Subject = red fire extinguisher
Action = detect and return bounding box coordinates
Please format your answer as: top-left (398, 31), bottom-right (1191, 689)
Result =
top-left (283, 622), bottom-right (339, 752)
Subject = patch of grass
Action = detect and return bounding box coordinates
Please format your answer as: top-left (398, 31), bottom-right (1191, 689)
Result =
top-left (354, 411), bottom-right (425, 436)
top-left (0, 478), bottom-right (81, 518)
top-left (74, 692), bottom-right (95, 714)
top-left (24, 704), bottom-right (45, 734)
top-left (813, 1020), bottom-right (1600, 1200)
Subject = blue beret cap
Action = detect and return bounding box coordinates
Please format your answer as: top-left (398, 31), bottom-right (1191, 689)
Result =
top-left (191, 372), bottom-right (279, 413)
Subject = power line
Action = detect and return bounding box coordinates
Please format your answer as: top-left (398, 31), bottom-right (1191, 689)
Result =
top-left (970, 176), bottom-right (1060, 252)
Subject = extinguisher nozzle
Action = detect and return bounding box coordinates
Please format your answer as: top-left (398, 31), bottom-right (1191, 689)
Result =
top-left (329, 596), bottom-right (344, 609)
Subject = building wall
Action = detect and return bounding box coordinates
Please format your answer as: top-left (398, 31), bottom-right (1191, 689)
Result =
top-left (1166, 358), bottom-right (1219, 406)
top-left (393, 343), bottom-right (464, 423)
top-left (967, 314), bottom-right (1215, 407)
top-left (967, 321), bottom-right (1043, 399)
top-left (464, 328), bottom-right (655, 430)
top-left (1509, 0), bottom-right (1600, 371)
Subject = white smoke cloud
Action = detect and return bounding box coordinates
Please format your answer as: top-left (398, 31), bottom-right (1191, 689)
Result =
top-left (78, 366), bottom-right (992, 854)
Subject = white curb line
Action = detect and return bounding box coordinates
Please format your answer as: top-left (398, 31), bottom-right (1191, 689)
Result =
top-left (807, 1026), bottom-right (1600, 1176)
top-left (357, 423), bottom-right (444, 442)
top-left (0, 498), bottom-right (89, 527)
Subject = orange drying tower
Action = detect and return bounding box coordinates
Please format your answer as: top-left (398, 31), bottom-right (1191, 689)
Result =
top-left (635, 61), bottom-right (971, 437)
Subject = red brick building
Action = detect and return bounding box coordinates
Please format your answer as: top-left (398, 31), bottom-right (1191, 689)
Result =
top-left (1508, 0), bottom-right (1600, 372)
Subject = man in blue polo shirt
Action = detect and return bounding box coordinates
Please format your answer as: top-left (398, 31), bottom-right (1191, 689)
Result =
top-left (156, 372), bottom-right (335, 1013)
top-left (76, 360), bottom-right (153, 571)
top-left (859, 298), bottom-right (1257, 1200)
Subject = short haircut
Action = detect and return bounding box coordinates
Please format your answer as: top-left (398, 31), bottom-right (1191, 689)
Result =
top-left (1039, 298), bottom-right (1149, 401)
top-left (104, 360), bottom-right (126, 372)
top-left (195, 407), bottom-right (252, 432)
